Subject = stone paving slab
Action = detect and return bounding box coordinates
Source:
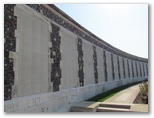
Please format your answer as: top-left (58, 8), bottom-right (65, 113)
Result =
top-left (130, 104), bottom-right (148, 112)
top-left (70, 101), bottom-right (100, 112)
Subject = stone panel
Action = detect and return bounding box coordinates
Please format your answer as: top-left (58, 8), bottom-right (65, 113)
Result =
top-left (106, 51), bottom-right (113, 82)
top-left (128, 59), bottom-right (133, 78)
top-left (146, 63), bottom-right (148, 77)
top-left (139, 62), bottom-right (142, 77)
top-left (113, 54), bottom-right (119, 80)
top-left (133, 61), bottom-right (137, 77)
top-left (146, 63), bottom-right (148, 76)
top-left (141, 62), bottom-right (144, 77)
top-left (60, 30), bottom-right (78, 89)
top-left (135, 61), bottom-right (139, 77)
top-left (143, 63), bottom-right (147, 77)
top-left (17, 8), bottom-right (49, 96)
top-left (136, 61), bottom-right (141, 77)
top-left (124, 58), bottom-right (128, 78)
top-left (119, 56), bottom-right (124, 79)
top-left (127, 59), bottom-right (130, 78)
top-left (96, 47), bottom-right (105, 83)
top-left (82, 41), bottom-right (95, 85)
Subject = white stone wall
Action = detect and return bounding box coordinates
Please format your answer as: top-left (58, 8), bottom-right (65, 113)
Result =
top-left (106, 51), bottom-right (113, 82)
top-left (141, 62), bottom-right (144, 77)
top-left (146, 63), bottom-right (148, 76)
top-left (137, 61), bottom-right (141, 77)
top-left (14, 5), bottom-right (49, 97)
top-left (144, 63), bottom-right (147, 77)
top-left (128, 59), bottom-right (133, 78)
top-left (82, 40), bottom-right (95, 85)
top-left (4, 4), bottom-right (148, 112)
top-left (113, 54), bottom-right (119, 80)
top-left (124, 58), bottom-right (129, 79)
top-left (119, 56), bottom-right (124, 79)
top-left (96, 46), bottom-right (105, 83)
top-left (133, 61), bottom-right (137, 77)
top-left (60, 30), bottom-right (79, 89)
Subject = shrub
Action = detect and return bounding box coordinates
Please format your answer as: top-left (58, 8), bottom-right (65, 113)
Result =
top-left (139, 81), bottom-right (148, 104)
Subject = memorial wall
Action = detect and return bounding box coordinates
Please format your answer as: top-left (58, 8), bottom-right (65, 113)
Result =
top-left (4, 4), bottom-right (148, 112)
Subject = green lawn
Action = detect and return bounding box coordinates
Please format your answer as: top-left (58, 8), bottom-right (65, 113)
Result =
top-left (87, 82), bottom-right (141, 102)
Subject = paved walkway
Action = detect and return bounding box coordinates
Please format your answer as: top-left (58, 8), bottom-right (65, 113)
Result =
top-left (71, 83), bottom-right (148, 112)
top-left (102, 83), bottom-right (148, 112)
top-left (103, 83), bottom-right (140, 104)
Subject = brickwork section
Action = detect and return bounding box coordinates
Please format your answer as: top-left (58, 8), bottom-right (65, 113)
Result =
top-left (127, 60), bottom-right (130, 78)
top-left (93, 46), bottom-right (98, 83)
top-left (50, 23), bottom-right (61, 92)
top-left (103, 50), bottom-right (107, 82)
top-left (131, 60), bottom-right (134, 78)
top-left (77, 38), bottom-right (84, 86)
top-left (111, 54), bottom-right (115, 80)
top-left (117, 56), bottom-right (121, 79)
top-left (122, 58), bottom-right (126, 79)
top-left (4, 4), bottom-right (17, 101)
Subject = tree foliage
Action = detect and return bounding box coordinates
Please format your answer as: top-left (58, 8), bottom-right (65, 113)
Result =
top-left (139, 81), bottom-right (148, 104)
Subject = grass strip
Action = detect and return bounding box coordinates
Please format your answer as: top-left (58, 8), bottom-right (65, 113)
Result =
top-left (87, 81), bottom-right (141, 102)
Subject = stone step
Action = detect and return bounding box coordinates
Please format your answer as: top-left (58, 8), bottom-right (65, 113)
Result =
top-left (97, 107), bottom-right (131, 112)
top-left (99, 103), bottom-right (131, 109)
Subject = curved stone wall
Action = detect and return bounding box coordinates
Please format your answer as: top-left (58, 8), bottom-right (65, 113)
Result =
top-left (4, 4), bottom-right (148, 112)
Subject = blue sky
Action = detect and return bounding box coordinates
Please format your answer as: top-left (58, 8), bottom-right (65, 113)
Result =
top-left (55, 4), bottom-right (148, 58)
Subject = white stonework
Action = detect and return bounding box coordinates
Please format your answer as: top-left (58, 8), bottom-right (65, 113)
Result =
top-left (113, 54), bottom-right (119, 80)
top-left (144, 63), bottom-right (147, 77)
top-left (119, 56), bottom-right (124, 79)
top-left (15, 6), bottom-right (49, 97)
top-left (96, 46), bottom-right (105, 83)
top-left (146, 63), bottom-right (148, 76)
top-left (137, 61), bottom-right (141, 77)
top-left (60, 30), bottom-right (79, 89)
top-left (124, 58), bottom-right (129, 79)
top-left (133, 61), bottom-right (137, 77)
top-left (141, 62), bottom-right (144, 77)
top-left (82, 40), bottom-right (95, 85)
top-left (106, 51), bottom-right (113, 82)
top-left (128, 59), bottom-right (132, 78)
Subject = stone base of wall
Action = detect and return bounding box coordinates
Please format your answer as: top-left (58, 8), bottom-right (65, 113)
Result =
top-left (4, 77), bottom-right (146, 112)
